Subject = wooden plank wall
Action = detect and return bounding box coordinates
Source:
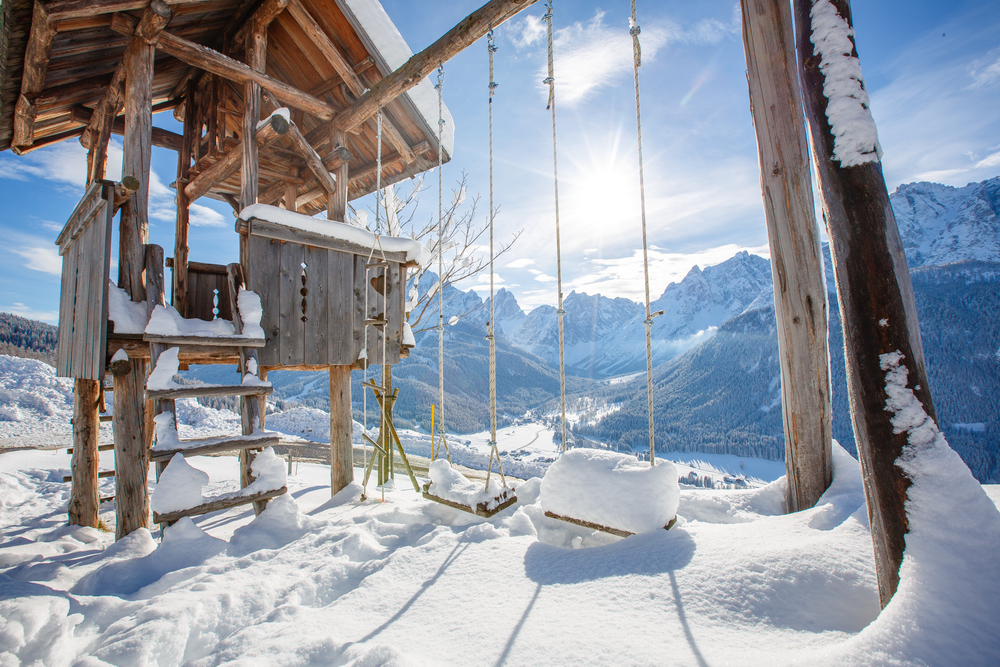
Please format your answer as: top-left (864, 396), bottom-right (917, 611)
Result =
top-left (55, 181), bottom-right (114, 380)
top-left (185, 263), bottom-right (234, 322)
top-left (247, 233), bottom-right (403, 367)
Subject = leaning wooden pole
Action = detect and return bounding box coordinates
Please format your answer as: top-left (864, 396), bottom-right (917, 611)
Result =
top-left (794, 0), bottom-right (936, 607)
top-left (741, 0), bottom-right (832, 511)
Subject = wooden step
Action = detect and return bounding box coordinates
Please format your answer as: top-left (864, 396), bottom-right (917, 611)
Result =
top-left (99, 414), bottom-right (112, 422)
top-left (143, 333), bottom-right (265, 347)
top-left (149, 432), bottom-right (280, 462)
top-left (153, 485), bottom-right (287, 524)
top-left (146, 383), bottom-right (273, 400)
top-left (63, 470), bottom-right (115, 482)
top-left (66, 443), bottom-right (115, 454)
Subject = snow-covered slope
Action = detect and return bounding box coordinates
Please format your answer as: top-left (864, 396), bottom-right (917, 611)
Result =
top-left (1, 437), bottom-right (998, 665)
top-left (891, 176), bottom-right (1000, 268)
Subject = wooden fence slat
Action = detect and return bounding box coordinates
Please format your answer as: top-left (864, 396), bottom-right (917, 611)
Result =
top-left (248, 236), bottom-right (280, 367)
top-left (278, 242), bottom-right (298, 366)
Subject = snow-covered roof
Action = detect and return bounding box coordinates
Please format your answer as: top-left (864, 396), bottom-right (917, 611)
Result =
top-left (240, 203), bottom-right (430, 265)
top-left (335, 0), bottom-right (455, 160)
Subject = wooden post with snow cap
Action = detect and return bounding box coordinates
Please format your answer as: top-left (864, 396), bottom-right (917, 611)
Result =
top-left (794, 0), bottom-right (938, 607)
top-left (741, 0), bottom-right (832, 512)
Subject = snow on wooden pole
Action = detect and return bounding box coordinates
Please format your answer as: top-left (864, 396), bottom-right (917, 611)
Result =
top-left (794, 0), bottom-right (938, 607)
top-left (741, 0), bottom-right (832, 512)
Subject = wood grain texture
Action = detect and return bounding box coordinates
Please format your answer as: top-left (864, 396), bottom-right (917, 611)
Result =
top-left (153, 486), bottom-right (287, 524)
top-left (741, 0), bottom-right (832, 512)
top-left (794, 0), bottom-right (934, 607)
top-left (68, 378), bottom-right (100, 527)
top-left (329, 365), bottom-right (353, 495)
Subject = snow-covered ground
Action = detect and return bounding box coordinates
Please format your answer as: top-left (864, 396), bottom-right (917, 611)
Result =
top-left (2, 443), bottom-right (1000, 665)
top-left (3, 354), bottom-right (1000, 665)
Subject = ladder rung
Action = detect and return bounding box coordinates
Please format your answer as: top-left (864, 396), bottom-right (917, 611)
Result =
top-left (63, 469), bottom-right (115, 482)
top-left (153, 486), bottom-right (287, 524)
top-left (99, 414), bottom-right (113, 422)
top-left (143, 334), bottom-right (265, 347)
top-left (362, 381), bottom-right (386, 392)
top-left (66, 443), bottom-right (115, 454)
top-left (146, 383), bottom-right (272, 401)
top-left (149, 433), bottom-right (280, 462)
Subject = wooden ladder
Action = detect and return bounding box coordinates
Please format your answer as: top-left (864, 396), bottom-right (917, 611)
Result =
top-left (146, 254), bottom-right (285, 526)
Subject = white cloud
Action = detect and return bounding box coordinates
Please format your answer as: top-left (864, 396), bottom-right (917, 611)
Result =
top-left (541, 12), bottom-right (671, 106)
top-left (189, 203), bottom-right (228, 227)
top-left (969, 48), bottom-right (1000, 87)
top-left (975, 150), bottom-right (1000, 168)
top-left (14, 245), bottom-right (62, 275)
top-left (505, 258), bottom-right (536, 268)
top-left (4, 303), bottom-right (59, 324)
top-left (533, 273), bottom-right (557, 282)
top-left (509, 14), bottom-right (546, 49)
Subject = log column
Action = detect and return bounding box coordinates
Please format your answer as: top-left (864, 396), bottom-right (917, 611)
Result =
top-left (173, 81), bottom-right (198, 316)
top-left (794, 0), bottom-right (936, 606)
top-left (239, 19), bottom-right (267, 492)
top-left (329, 128), bottom-right (354, 495)
top-left (68, 379), bottom-right (100, 527)
top-left (114, 4), bottom-right (167, 539)
top-left (741, 0), bottom-right (832, 512)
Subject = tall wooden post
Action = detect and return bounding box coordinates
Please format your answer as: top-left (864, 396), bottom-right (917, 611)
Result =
top-left (329, 127), bottom-right (354, 494)
top-left (114, 29), bottom-right (157, 540)
top-left (173, 81), bottom-right (197, 315)
top-left (68, 379), bottom-right (100, 527)
top-left (742, 0), bottom-right (832, 511)
top-left (239, 18), bottom-right (266, 493)
top-left (794, 0), bottom-right (935, 606)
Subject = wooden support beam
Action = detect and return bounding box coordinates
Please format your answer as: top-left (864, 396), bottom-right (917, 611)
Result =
top-left (329, 129), bottom-right (349, 221)
top-left (72, 105), bottom-right (184, 152)
top-left (241, 17), bottom-right (266, 213)
top-left (184, 114), bottom-right (288, 202)
top-left (12, 1), bottom-right (58, 150)
top-left (285, 0), bottom-right (415, 164)
top-left (174, 81), bottom-right (197, 317)
top-left (232, 0), bottom-right (289, 46)
top-left (742, 0), bottom-right (832, 512)
top-left (68, 380), bottom-right (100, 527)
top-left (794, 0), bottom-right (935, 607)
top-left (46, 0), bottom-right (202, 22)
top-left (110, 15), bottom-right (337, 121)
top-left (286, 121), bottom-right (337, 197)
top-left (83, 1), bottom-right (172, 185)
top-left (112, 175), bottom-right (141, 214)
top-left (333, 0), bottom-right (538, 134)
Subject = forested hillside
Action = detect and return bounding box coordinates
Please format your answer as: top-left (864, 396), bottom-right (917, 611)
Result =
top-left (0, 312), bottom-right (57, 366)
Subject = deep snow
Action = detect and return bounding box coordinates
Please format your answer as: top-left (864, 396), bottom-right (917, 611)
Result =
top-left (2, 354), bottom-right (1000, 665)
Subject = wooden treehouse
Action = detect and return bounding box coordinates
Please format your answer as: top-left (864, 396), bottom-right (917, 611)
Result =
top-left (1, 0), bottom-right (534, 540)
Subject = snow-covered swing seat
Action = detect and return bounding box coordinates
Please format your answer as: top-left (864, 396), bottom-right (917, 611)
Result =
top-left (540, 449), bottom-right (679, 537)
top-left (419, 32), bottom-right (517, 519)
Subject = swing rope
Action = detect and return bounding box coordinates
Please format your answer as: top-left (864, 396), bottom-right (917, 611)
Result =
top-left (544, 1), bottom-right (568, 454)
top-left (434, 63), bottom-right (449, 463)
top-left (485, 28), bottom-right (508, 491)
top-left (630, 1), bottom-right (658, 466)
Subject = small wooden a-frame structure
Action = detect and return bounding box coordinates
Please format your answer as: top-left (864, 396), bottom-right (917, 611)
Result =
top-left (0, 0), bottom-right (535, 539)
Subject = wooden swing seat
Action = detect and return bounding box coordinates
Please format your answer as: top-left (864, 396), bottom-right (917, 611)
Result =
top-left (422, 481), bottom-right (518, 518)
top-left (543, 511), bottom-right (677, 538)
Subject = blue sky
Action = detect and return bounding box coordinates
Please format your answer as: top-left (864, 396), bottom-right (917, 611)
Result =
top-left (2, 0), bottom-right (999, 322)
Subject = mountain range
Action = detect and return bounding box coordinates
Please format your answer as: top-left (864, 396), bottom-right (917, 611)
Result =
top-left (175, 176), bottom-right (1000, 481)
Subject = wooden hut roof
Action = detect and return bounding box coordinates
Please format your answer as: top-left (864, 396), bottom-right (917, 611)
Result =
top-left (0, 0), bottom-right (453, 215)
